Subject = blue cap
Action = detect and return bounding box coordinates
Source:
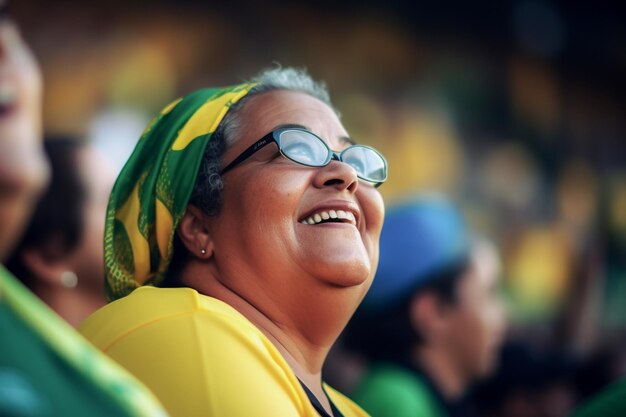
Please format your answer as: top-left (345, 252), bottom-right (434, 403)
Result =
top-left (361, 195), bottom-right (470, 313)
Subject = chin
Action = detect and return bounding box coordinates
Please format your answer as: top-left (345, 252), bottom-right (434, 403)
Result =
top-left (314, 259), bottom-right (373, 289)
top-left (299, 233), bottom-right (377, 287)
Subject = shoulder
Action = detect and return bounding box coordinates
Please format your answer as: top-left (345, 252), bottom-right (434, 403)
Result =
top-left (1, 267), bottom-right (166, 417)
top-left (80, 286), bottom-right (310, 417)
top-left (80, 286), bottom-right (288, 378)
top-left (80, 286), bottom-right (255, 349)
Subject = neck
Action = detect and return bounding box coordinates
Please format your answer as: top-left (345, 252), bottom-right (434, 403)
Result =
top-left (414, 346), bottom-right (467, 401)
top-left (214, 283), bottom-right (334, 412)
top-left (210, 279), bottom-right (332, 372)
top-left (183, 261), bottom-right (366, 413)
top-left (33, 282), bottom-right (106, 327)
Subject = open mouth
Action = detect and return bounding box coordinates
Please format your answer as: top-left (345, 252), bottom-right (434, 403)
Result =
top-left (300, 209), bottom-right (357, 226)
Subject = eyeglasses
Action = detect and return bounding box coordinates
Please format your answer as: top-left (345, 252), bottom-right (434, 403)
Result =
top-left (220, 126), bottom-right (388, 187)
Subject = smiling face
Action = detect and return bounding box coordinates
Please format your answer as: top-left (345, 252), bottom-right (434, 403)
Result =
top-left (0, 10), bottom-right (44, 188)
top-left (208, 90), bottom-right (385, 305)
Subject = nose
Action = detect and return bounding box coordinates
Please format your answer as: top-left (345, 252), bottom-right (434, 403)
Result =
top-left (313, 159), bottom-right (359, 193)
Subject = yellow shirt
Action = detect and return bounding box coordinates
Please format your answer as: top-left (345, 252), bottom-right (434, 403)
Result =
top-left (80, 286), bottom-right (369, 417)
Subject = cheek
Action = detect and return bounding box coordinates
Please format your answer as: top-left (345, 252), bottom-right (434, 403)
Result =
top-left (10, 40), bottom-right (42, 111)
top-left (244, 168), bottom-right (307, 215)
top-left (452, 278), bottom-right (501, 344)
top-left (447, 306), bottom-right (487, 351)
top-left (220, 169), bottom-right (310, 243)
top-left (452, 303), bottom-right (503, 367)
top-left (365, 189), bottom-right (385, 233)
top-left (482, 298), bottom-right (507, 345)
top-left (21, 54), bottom-right (42, 104)
top-left (358, 188), bottom-right (385, 256)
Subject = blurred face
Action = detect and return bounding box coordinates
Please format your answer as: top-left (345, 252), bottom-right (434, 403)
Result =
top-left (209, 90), bottom-right (385, 305)
top-left (443, 242), bottom-right (507, 380)
top-left (68, 147), bottom-right (115, 296)
top-left (0, 5), bottom-right (47, 259)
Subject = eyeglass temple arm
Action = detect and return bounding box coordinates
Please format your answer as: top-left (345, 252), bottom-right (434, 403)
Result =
top-left (219, 133), bottom-right (275, 175)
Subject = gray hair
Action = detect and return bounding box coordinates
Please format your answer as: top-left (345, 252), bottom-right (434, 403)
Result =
top-left (188, 67), bottom-right (333, 216)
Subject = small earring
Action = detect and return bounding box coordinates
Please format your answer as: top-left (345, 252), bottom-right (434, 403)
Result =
top-left (200, 249), bottom-right (206, 255)
top-left (60, 271), bottom-right (78, 289)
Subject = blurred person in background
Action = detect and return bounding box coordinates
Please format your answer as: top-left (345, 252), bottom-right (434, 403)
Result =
top-left (344, 195), bottom-right (507, 417)
top-left (6, 136), bottom-right (115, 327)
top-left (80, 67), bottom-right (387, 417)
top-left (0, 1), bottom-right (167, 415)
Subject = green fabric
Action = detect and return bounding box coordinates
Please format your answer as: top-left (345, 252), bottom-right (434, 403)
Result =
top-left (352, 364), bottom-right (448, 417)
top-left (104, 84), bottom-right (256, 301)
top-left (570, 378), bottom-right (626, 417)
top-left (0, 266), bottom-right (167, 416)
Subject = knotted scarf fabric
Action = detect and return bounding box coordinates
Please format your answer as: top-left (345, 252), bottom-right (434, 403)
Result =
top-left (104, 83), bottom-right (256, 301)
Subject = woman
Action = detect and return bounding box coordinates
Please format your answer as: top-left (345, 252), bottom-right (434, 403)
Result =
top-left (6, 137), bottom-right (115, 327)
top-left (81, 67), bottom-right (387, 417)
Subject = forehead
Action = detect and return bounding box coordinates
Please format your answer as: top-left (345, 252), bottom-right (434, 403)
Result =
top-left (235, 90), bottom-right (348, 146)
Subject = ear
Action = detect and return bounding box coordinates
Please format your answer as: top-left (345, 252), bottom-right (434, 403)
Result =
top-left (20, 245), bottom-right (71, 288)
top-left (177, 205), bottom-right (215, 259)
top-left (409, 292), bottom-right (448, 344)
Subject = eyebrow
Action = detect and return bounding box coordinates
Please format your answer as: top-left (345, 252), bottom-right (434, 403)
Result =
top-left (273, 123), bottom-right (357, 146)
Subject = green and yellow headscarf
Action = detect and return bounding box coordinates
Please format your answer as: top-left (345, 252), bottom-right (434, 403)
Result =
top-left (104, 83), bottom-right (256, 301)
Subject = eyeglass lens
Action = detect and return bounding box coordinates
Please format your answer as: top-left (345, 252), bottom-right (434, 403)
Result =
top-left (279, 130), bottom-right (329, 166)
top-left (278, 129), bottom-right (386, 183)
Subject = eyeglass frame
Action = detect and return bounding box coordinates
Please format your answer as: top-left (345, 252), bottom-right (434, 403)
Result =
top-left (219, 126), bottom-right (388, 187)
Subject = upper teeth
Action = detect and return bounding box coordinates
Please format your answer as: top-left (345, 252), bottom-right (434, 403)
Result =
top-left (301, 210), bottom-right (356, 225)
